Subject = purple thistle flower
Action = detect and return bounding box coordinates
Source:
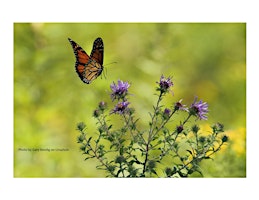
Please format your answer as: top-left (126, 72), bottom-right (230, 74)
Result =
top-left (111, 101), bottom-right (130, 115)
top-left (164, 108), bottom-right (171, 115)
top-left (110, 80), bottom-right (130, 101)
top-left (189, 97), bottom-right (209, 120)
top-left (176, 124), bottom-right (184, 133)
top-left (174, 99), bottom-right (188, 111)
top-left (162, 108), bottom-right (171, 120)
top-left (157, 75), bottom-right (173, 93)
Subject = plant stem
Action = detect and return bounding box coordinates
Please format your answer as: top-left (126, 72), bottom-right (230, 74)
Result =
top-left (142, 91), bottom-right (164, 175)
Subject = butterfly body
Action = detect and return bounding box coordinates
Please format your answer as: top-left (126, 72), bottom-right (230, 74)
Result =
top-left (68, 37), bottom-right (104, 84)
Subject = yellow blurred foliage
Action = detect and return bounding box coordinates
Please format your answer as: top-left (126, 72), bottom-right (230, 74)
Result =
top-left (225, 127), bottom-right (246, 156)
top-left (198, 124), bottom-right (246, 156)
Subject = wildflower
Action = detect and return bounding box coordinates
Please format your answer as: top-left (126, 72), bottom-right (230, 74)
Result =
top-left (165, 167), bottom-right (172, 177)
top-left (212, 122), bottom-right (224, 133)
top-left (221, 135), bottom-right (229, 143)
top-left (162, 108), bottom-right (171, 120)
top-left (199, 136), bottom-right (206, 143)
top-left (157, 75), bottom-right (173, 94)
top-left (98, 101), bottom-right (107, 111)
top-left (176, 124), bottom-right (184, 133)
top-left (127, 107), bottom-right (135, 115)
top-left (93, 109), bottom-right (101, 118)
top-left (110, 80), bottom-right (130, 101)
top-left (77, 122), bottom-right (86, 131)
top-left (189, 97), bottom-right (209, 120)
top-left (115, 155), bottom-right (126, 164)
top-left (147, 160), bottom-right (156, 169)
top-left (191, 124), bottom-right (200, 133)
top-left (174, 99), bottom-right (188, 111)
top-left (77, 134), bottom-right (86, 143)
top-left (111, 101), bottom-right (130, 115)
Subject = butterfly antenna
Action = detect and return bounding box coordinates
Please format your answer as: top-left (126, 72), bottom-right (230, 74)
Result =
top-left (102, 62), bottom-right (116, 80)
top-left (104, 61), bottom-right (117, 67)
top-left (104, 67), bottom-right (107, 79)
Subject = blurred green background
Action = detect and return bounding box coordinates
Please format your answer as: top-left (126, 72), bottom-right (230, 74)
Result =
top-left (14, 23), bottom-right (246, 177)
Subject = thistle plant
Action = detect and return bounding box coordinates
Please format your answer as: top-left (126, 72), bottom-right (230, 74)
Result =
top-left (76, 75), bottom-right (228, 177)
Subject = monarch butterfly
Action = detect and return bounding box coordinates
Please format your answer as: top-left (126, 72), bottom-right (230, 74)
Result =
top-left (68, 37), bottom-right (104, 84)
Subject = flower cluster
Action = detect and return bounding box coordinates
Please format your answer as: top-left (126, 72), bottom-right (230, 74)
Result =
top-left (93, 101), bottom-right (107, 118)
top-left (110, 80), bottom-right (131, 115)
top-left (77, 74), bottom-right (227, 178)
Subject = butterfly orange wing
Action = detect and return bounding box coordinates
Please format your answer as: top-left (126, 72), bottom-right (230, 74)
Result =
top-left (68, 38), bottom-right (91, 83)
top-left (68, 37), bottom-right (104, 84)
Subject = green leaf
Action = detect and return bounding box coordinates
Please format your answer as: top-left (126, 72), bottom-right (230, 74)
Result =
top-left (119, 147), bottom-right (124, 155)
top-left (87, 137), bottom-right (92, 144)
top-left (129, 158), bottom-right (143, 165)
top-left (151, 169), bottom-right (158, 176)
top-left (186, 149), bottom-right (193, 155)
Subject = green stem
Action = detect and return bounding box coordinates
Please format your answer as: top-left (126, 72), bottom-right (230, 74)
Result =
top-left (142, 91), bottom-right (164, 175)
top-left (87, 141), bottom-right (116, 177)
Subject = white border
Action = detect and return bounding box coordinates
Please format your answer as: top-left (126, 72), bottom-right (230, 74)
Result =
top-left (1, 0), bottom-right (258, 199)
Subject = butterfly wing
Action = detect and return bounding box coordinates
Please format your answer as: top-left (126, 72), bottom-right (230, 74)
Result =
top-left (90, 37), bottom-right (104, 65)
top-left (68, 38), bottom-right (91, 83)
top-left (84, 37), bottom-right (104, 84)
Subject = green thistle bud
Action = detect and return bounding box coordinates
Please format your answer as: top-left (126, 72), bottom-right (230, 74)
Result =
top-left (115, 155), bottom-right (126, 164)
top-left (93, 109), bottom-right (101, 118)
top-left (221, 135), bottom-right (229, 143)
top-left (77, 122), bottom-right (86, 131)
top-left (192, 124), bottom-right (200, 133)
